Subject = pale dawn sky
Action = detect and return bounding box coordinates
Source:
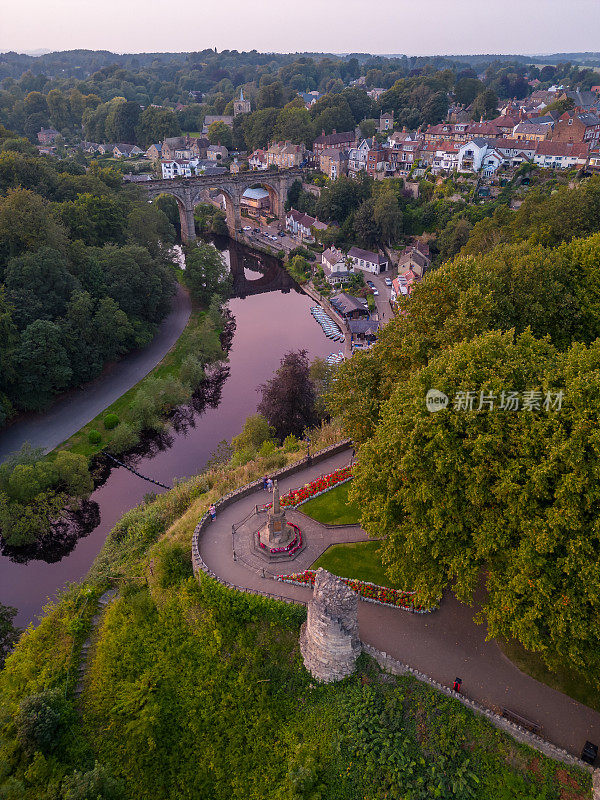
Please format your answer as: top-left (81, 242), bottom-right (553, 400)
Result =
top-left (2, 0), bottom-right (600, 57)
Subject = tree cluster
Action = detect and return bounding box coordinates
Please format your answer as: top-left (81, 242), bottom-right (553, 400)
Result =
top-left (0, 131), bottom-right (176, 425)
top-left (329, 183), bottom-right (600, 673)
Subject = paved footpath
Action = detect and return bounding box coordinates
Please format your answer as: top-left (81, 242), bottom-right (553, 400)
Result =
top-left (199, 449), bottom-right (600, 757)
top-left (0, 284), bottom-right (191, 462)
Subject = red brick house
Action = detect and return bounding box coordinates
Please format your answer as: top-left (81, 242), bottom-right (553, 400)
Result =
top-left (313, 130), bottom-right (355, 158)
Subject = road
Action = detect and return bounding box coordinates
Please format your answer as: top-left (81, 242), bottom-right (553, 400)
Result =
top-left (239, 220), bottom-right (297, 253)
top-left (198, 449), bottom-right (600, 759)
top-left (0, 283), bottom-right (192, 463)
top-left (368, 268), bottom-right (396, 323)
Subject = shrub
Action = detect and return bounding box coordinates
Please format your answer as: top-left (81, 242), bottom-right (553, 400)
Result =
top-left (103, 414), bottom-right (119, 430)
top-left (179, 355), bottom-right (205, 390)
top-left (283, 434), bottom-right (301, 452)
top-left (258, 440), bottom-right (277, 457)
top-left (87, 430), bottom-right (102, 445)
top-left (155, 543), bottom-right (192, 588)
top-left (16, 689), bottom-right (67, 754)
top-left (62, 761), bottom-right (124, 800)
top-left (106, 422), bottom-right (139, 455)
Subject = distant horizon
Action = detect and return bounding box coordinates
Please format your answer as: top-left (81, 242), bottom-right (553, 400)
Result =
top-left (7, 47), bottom-right (600, 60)
top-left (3, 0), bottom-right (599, 59)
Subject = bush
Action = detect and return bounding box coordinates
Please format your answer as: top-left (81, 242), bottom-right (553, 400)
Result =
top-left (283, 434), bottom-right (301, 452)
top-left (106, 422), bottom-right (139, 455)
top-left (62, 761), bottom-right (124, 800)
top-left (257, 440), bottom-right (277, 457)
top-left (103, 414), bottom-right (119, 430)
top-left (179, 355), bottom-right (205, 390)
top-left (155, 543), bottom-right (193, 588)
top-left (87, 430), bottom-right (102, 445)
top-left (17, 689), bottom-right (67, 754)
top-left (232, 414), bottom-right (274, 454)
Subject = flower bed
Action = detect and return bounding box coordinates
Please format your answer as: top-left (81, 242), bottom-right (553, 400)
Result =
top-left (260, 466), bottom-right (353, 513)
top-left (275, 570), bottom-right (435, 613)
top-left (258, 522), bottom-right (302, 555)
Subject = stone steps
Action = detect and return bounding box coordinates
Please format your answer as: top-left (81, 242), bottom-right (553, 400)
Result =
top-left (73, 589), bottom-right (118, 698)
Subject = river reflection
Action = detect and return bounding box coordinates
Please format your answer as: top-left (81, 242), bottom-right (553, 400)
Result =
top-left (0, 240), bottom-right (336, 625)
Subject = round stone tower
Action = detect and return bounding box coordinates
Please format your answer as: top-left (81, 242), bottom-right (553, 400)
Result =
top-left (300, 568), bottom-right (361, 682)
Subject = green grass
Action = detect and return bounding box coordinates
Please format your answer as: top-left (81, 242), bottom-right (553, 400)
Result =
top-left (498, 637), bottom-right (600, 714)
top-left (58, 302), bottom-right (201, 459)
top-left (299, 481), bottom-right (360, 525)
top-left (312, 540), bottom-right (403, 589)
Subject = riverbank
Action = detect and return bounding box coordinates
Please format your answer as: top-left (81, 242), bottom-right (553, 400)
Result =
top-left (57, 302), bottom-right (218, 460)
top-left (0, 245), bottom-right (337, 626)
top-left (0, 283), bottom-right (192, 464)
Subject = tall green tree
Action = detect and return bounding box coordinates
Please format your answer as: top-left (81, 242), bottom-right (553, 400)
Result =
top-left (182, 241), bottom-right (230, 306)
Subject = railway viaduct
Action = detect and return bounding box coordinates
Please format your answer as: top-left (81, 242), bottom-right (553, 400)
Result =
top-left (144, 168), bottom-right (305, 241)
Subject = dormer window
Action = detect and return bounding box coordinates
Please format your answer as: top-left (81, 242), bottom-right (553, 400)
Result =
top-left (568, 119), bottom-right (573, 125)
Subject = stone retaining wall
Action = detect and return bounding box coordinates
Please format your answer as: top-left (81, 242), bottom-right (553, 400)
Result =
top-left (362, 643), bottom-right (596, 779)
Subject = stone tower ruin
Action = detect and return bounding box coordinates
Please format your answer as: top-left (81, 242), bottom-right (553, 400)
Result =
top-left (300, 568), bottom-right (361, 682)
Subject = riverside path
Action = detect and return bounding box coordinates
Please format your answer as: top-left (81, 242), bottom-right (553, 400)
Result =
top-left (198, 447), bottom-right (600, 758)
top-left (0, 284), bottom-right (191, 463)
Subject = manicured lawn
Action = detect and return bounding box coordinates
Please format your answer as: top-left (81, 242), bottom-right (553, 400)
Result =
top-left (312, 540), bottom-right (402, 589)
top-left (299, 481), bottom-right (360, 525)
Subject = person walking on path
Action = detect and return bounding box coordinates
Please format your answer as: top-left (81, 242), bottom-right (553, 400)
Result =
top-left (209, 503), bottom-right (217, 521)
top-left (262, 476), bottom-right (268, 490)
top-left (266, 477), bottom-right (273, 492)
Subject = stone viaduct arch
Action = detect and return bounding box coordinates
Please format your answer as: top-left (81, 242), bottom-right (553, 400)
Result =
top-left (144, 168), bottom-right (305, 242)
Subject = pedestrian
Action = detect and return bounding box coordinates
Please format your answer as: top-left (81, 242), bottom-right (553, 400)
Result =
top-left (266, 477), bottom-right (273, 492)
top-left (452, 677), bottom-right (462, 693)
top-left (262, 475), bottom-right (268, 491)
top-left (209, 503), bottom-right (217, 521)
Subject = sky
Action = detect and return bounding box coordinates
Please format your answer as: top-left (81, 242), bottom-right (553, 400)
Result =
top-left (2, 0), bottom-right (600, 57)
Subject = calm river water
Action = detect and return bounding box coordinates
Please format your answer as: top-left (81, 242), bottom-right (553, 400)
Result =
top-left (0, 240), bottom-right (336, 626)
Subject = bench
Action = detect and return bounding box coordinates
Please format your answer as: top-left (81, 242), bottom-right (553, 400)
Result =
top-left (502, 707), bottom-right (541, 735)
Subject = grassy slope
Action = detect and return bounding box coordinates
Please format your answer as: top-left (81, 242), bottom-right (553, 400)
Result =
top-left (0, 428), bottom-right (592, 799)
top-left (299, 480), bottom-right (360, 525)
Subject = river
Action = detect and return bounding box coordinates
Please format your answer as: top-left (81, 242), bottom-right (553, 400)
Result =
top-left (0, 240), bottom-right (338, 627)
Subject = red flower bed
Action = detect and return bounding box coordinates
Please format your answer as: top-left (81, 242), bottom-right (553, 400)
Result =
top-left (275, 570), bottom-right (432, 613)
top-left (261, 466), bottom-right (353, 512)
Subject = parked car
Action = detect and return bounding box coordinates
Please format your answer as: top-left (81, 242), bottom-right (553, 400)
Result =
top-left (366, 280), bottom-right (375, 288)
top-left (385, 277), bottom-right (392, 286)
top-left (242, 225), bottom-right (252, 231)
top-left (278, 231), bottom-right (286, 237)
top-left (372, 288), bottom-right (379, 296)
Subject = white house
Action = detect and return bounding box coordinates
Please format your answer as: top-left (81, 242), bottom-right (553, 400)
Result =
top-left (347, 246), bottom-right (388, 275)
top-left (347, 138), bottom-right (372, 175)
top-left (160, 158), bottom-right (226, 179)
top-left (248, 149), bottom-right (268, 170)
top-left (457, 138), bottom-right (493, 173)
top-left (321, 247), bottom-right (351, 285)
top-left (286, 209), bottom-right (327, 242)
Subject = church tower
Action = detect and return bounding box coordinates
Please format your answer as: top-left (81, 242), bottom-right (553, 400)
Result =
top-left (234, 88), bottom-right (251, 116)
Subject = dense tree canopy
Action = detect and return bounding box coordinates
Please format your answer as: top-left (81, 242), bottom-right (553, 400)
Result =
top-left (258, 350), bottom-right (318, 440)
top-left (0, 146), bottom-right (176, 424)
